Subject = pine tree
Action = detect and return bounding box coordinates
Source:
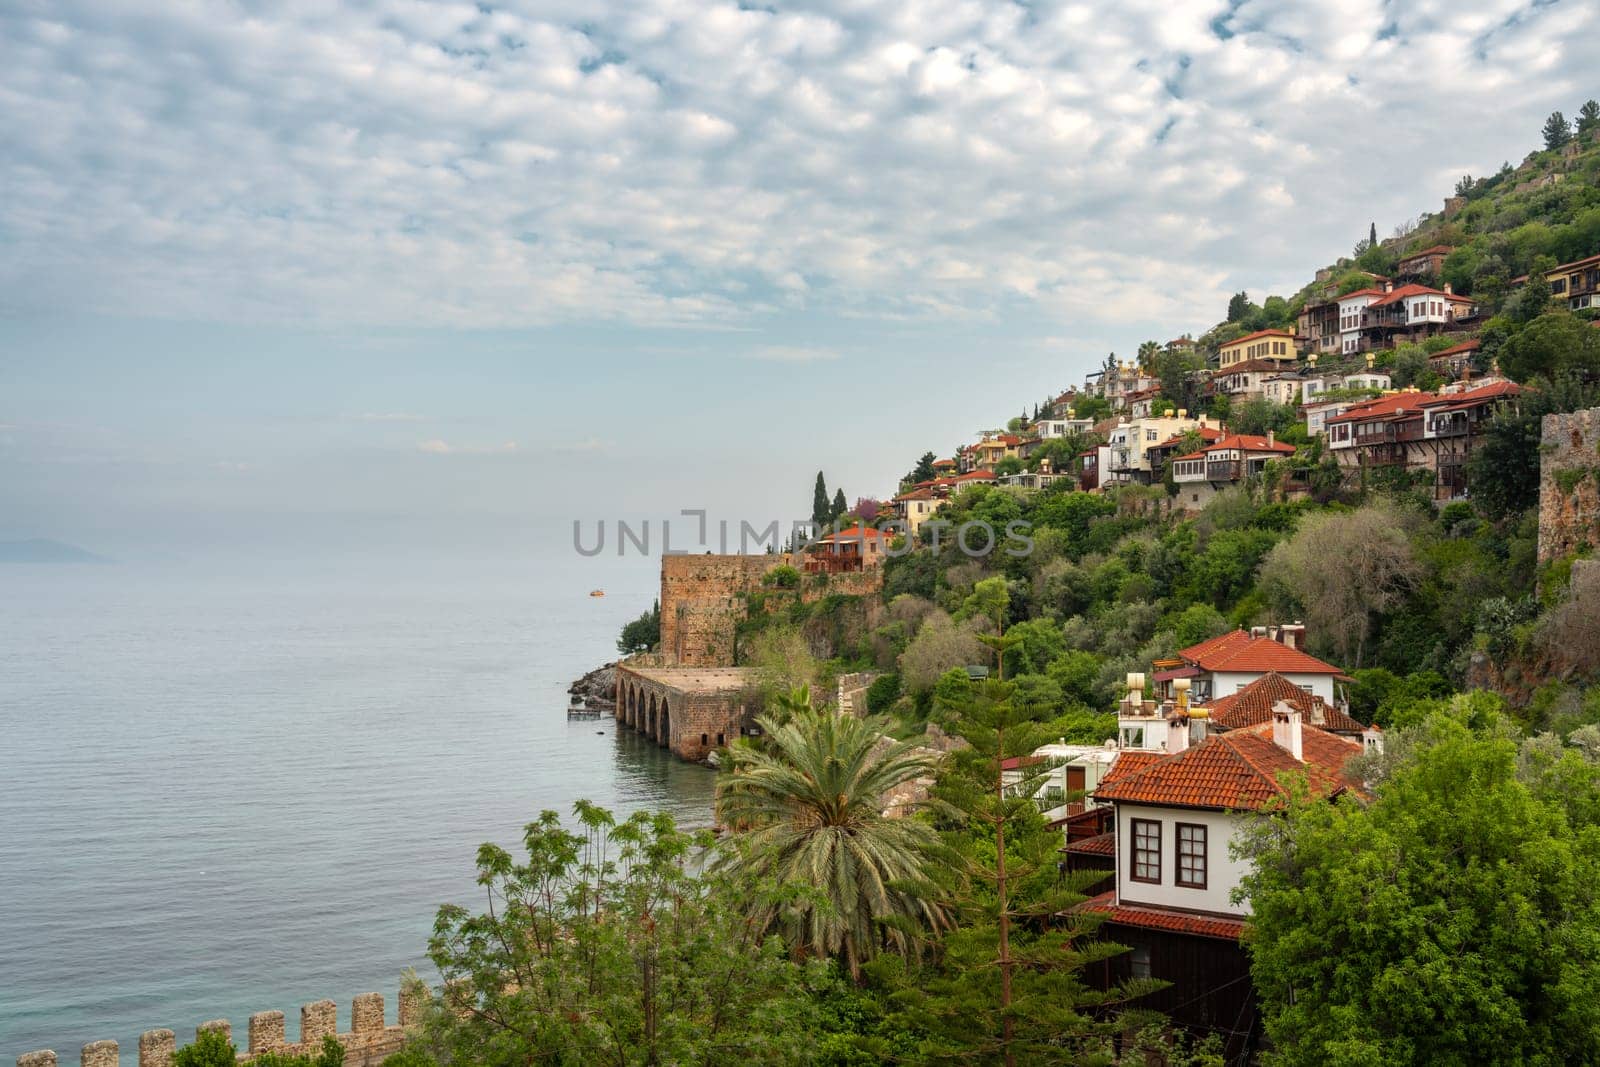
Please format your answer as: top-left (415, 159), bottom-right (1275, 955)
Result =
top-left (908, 452), bottom-right (937, 484)
top-left (1227, 291), bottom-right (1252, 323)
top-left (1370, 220), bottom-right (1378, 248)
top-left (830, 488), bottom-right (847, 522)
top-left (811, 472), bottom-right (830, 528)
top-left (1543, 110), bottom-right (1572, 150)
top-left (1578, 100), bottom-right (1600, 139)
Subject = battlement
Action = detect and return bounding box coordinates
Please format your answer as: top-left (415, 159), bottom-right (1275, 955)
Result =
top-left (15, 983), bottom-right (424, 1067)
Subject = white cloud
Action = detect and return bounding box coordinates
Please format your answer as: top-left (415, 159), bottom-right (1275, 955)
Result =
top-left (0, 0), bottom-right (1594, 337)
top-left (417, 439), bottom-right (518, 455)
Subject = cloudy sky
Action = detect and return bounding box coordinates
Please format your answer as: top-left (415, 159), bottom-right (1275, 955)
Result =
top-left (2, 0), bottom-right (1596, 559)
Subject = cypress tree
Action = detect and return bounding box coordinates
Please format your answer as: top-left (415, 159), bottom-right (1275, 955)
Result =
top-left (831, 488), bottom-right (847, 522)
top-left (811, 472), bottom-right (830, 528)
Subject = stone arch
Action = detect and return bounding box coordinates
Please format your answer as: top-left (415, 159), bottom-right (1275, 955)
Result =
top-left (659, 699), bottom-right (671, 748)
top-left (648, 693), bottom-right (659, 741)
top-left (625, 686), bottom-right (636, 728)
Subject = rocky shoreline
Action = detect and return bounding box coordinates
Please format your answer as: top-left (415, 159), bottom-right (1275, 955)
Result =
top-left (568, 662), bottom-right (617, 715)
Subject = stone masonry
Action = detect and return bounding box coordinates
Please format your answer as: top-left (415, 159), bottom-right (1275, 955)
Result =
top-left (659, 552), bottom-right (884, 667)
top-left (615, 664), bottom-right (757, 762)
top-left (1538, 407), bottom-right (1600, 563)
top-left (14, 983), bottom-right (427, 1067)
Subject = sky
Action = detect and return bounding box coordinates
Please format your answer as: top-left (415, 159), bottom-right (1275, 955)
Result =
top-left (1, 0), bottom-right (1597, 561)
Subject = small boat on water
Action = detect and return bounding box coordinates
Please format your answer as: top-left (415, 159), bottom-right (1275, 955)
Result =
top-left (589, 589), bottom-right (605, 597)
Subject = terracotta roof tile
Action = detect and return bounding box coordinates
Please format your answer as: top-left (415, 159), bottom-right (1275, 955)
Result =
top-left (1096, 718), bottom-right (1364, 811)
top-left (1080, 892), bottom-right (1247, 940)
top-left (1064, 831), bottom-right (1117, 856)
top-left (1206, 672), bottom-right (1365, 734)
top-left (1100, 750), bottom-right (1166, 788)
top-left (1201, 636), bottom-right (1344, 676)
top-left (1368, 283), bottom-right (1474, 309)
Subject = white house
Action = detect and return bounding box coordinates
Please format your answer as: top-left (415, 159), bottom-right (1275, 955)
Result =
top-left (1152, 626), bottom-right (1347, 706)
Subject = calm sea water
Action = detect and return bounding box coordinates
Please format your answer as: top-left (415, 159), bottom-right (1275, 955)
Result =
top-left (0, 554), bottom-right (715, 1058)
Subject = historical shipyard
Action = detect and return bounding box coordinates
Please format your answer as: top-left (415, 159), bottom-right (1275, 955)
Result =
top-left (615, 531), bottom-right (886, 761)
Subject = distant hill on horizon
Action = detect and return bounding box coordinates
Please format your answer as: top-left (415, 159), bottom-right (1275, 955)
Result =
top-left (0, 539), bottom-right (112, 564)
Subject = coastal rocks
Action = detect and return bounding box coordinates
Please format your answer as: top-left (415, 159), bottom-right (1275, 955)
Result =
top-left (568, 663), bottom-right (617, 716)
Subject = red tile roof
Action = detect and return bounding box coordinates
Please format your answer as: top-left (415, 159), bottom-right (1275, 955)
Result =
top-left (1428, 339), bottom-right (1480, 359)
top-left (816, 525), bottom-right (890, 542)
top-left (1176, 629), bottom-right (1254, 664)
top-left (1324, 392), bottom-right (1439, 426)
top-left (1184, 630), bottom-right (1344, 681)
top-left (1206, 672), bottom-right (1365, 734)
top-left (1154, 425), bottom-right (1226, 450)
top-left (1094, 727), bottom-right (1358, 811)
top-left (1338, 288), bottom-right (1386, 304)
top-left (955, 469), bottom-right (997, 482)
top-left (1220, 328), bottom-right (1296, 348)
top-left (1419, 380), bottom-right (1521, 410)
top-left (1100, 750), bottom-right (1166, 788)
top-left (1064, 831), bottom-right (1117, 856)
top-left (1192, 434), bottom-right (1296, 456)
top-left (1081, 892), bottom-right (1247, 940)
top-left (1368, 283), bottom-right (1474, 309)
top-left (1402, 244), bottom-right (1453, 259)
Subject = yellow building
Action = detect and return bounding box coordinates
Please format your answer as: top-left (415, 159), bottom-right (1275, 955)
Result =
top-left (1218, 328), bottom-right (1298, 369)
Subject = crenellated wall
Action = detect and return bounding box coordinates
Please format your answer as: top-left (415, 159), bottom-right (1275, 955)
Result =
top-left (14, 984), bottom-right (424, 1067)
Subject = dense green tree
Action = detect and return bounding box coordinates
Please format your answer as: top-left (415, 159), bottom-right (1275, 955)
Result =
top-left (616, 599), bottom-right (661, 654)
top-left (1501, 310), bottom-right (1600, 381)
top-left (832, 487), bottom-right (849, 522)
top-left (415, 804), bottom-right (820, 1066)
top-left (813, 471), bottom-right (832, 528)
top-left (1463, 377), bottom-right (1600, 519)
top-left (715, 711), bottom-right (948, 974)
top-left (894, 676), bottom-right (1154, 1063)
top-left (1579, 99), bottom-right (1600, 139)
top-left (1226, 291), bottom-right (1254, 323)
top-left (1543, 109), bottom-right (1573, 150)
top-left (908, 452), bottom-right (938, 485)
top-left (177, 1032), bottom-right (345, 1067)
top-left (1260, 505), bottom-right (1420, 668)
top-left (1239, 712), bottom-right (1600, 1066)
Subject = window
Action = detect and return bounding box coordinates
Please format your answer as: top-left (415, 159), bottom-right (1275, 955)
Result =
top-left (1176, 823), bottom-right (1207, 888)
top-left (1131, 819), bottom-right (1161, 883)
top-left (1130, 944), bottom-right (1152, 979)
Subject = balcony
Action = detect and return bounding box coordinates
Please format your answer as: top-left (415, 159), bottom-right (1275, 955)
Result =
top-left (1204, 460), bottom-right (1242, 482)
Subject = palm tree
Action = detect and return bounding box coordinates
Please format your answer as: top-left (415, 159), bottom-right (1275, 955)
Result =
top-left (766, 683), bottom-right (813, 725)
top-left (714, 711), bottom-right (947, 975)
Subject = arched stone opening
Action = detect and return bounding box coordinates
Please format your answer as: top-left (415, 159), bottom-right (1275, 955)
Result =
top-left (659, 700), bottom-right (671, 748)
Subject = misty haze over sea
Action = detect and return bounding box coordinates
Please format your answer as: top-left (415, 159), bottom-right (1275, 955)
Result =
top-left (0, 547), bottom-right (712, 1058)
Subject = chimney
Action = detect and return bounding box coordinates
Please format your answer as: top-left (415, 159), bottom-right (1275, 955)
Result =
top-left (1271, 700), bottom-right (1303, 761)
top-left (1280, 622), bottom-right (1306, 650)
top-left (1443, 282), bottom-right (1453, 295)
top-left (1267, 429), bottom-right (1275, 447)
top-left (1167, 711), bottom-right (1190, 754)
top-left (1384, 281), bottom-right (1393, 292)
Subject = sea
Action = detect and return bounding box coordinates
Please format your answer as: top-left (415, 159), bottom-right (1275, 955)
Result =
top-left (0, 551), bottom-right (715, 1058)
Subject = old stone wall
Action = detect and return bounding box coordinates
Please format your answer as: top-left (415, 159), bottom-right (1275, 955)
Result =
top-left (615, 665), bottom-right (758, 762)
top-left (659, 553), bottom-right (883, 668)
top-left (15, 985), bottom-right (424, 1067)
top-left (1538, 407), bottom-right (1600, 563)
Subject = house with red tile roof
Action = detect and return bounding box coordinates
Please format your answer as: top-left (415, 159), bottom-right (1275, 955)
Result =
top-left (1427, 338), bottom-right (1480, 377)
top-left (1151, 625), bottom-right (1346, 707)
top-left (1202, 671), bottom-right (1373, 742)
top-left (1339, 281), bottom-right (1477, 353)
top-left (1082, 696), bottom-right (1367, 1055)
top-left (1218, 329), bottom-right (1297, 369)
top-left (1169, 433), bottom-right (1295, 511)
top-left (803, 525), bottom-right (890, 573)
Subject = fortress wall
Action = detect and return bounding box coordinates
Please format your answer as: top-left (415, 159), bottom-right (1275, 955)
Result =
top-left (15, 983), bottom-right (427, 1067)
top-left (1538, 408), bottom-right (1600, 563)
